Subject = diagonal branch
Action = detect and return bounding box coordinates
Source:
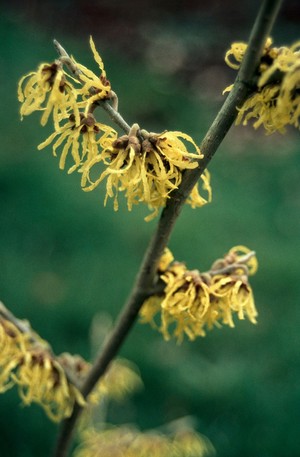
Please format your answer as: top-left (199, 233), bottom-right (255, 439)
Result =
top-left (52, 1), bottom-right (283, 456)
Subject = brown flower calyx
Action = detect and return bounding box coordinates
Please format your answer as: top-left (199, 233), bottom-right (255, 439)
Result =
top-left (68, 112), bottom-right (101, 133)
top-left (112, 135), bottom-right (142, 154)
top-left (41, 62), bottom-right (65, 92)
top-left (112, 124), bottom-right (144, 154)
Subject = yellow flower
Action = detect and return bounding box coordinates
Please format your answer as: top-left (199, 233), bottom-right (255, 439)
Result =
top-left (0, 313), bottom-right (85, 422)
top-left (73, 424), bottom-right (213, 457)
top-left (38, 113), bottom-right (117, 173)
top-left (224, 37), bottom-right (273, 70)
top-left (139, 295), bottom-right (163, 330)
top-left (74, 426), bottom-right (167, 457)
top-left (0, 318), bottom-right (29, 393)
top-left (18, 61), bottom-right (80, 130)
top-left (208, 276), bottom-right (257, 329)
top-left (224, 38), bottom-right (300, 133)
top-left (158, 248), bottom-right (174, 272)
top-left (18, 37), bottom-right (111, 131)
top-left (74, 36), bottom-right (112, 105)
top-left (227, 245), bottom-right (258, 275)
top-left (96, 359), bottom-right (142, 402)
top-left (81, 127), bottom-right (212, 221)
top-left (186, 170), bottom-right (212, 209)
top-left (140, 261), bottom-right (211, 342)
top-left (140, 246), bottom-right (258, 342)
top-left (173, 429), bottom-right (214, 457)
top-left (12, 349), bottom-right (85, 422)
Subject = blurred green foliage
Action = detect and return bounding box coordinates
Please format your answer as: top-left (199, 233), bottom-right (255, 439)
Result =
top-left (1, 6), bottom-right (300, 457)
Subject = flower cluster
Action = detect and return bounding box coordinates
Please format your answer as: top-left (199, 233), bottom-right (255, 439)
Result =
top-left (0, 308), bottom-right (142, 422)
top-left (0, 318), bottom-right (28, 393)
top-left (0, 315), bottom-right (84, 421)
top-left (18, 61), bottom-right (79, 130)
top-left (140, 246), bottom-right (258, 342)
top-left (74, 424), bottom-right (213, 457)
top-left (38, 113), bottom-right (117, 173)
top-left (18, 38), bottom-right (211, 220)
top-left (224, 38), bottom-right (300, 133)
top-left (18, 37), bottom-right (116, 170)
top-left (81, 125), bottom-right (212, 221)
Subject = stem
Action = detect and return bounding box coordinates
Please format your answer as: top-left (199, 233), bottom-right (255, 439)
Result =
top-left (53, 1), bottom-right (283, 456)
top-left (171, 1), bottom-right (283, 204)
top-left (209, 251), bottom-right (256, 276)
top-left (0, 301), bottom-right (34, 339)
top-left (141, 251), bottom-right (257, 296)
top-left (99, 100), bottom-right (131, 133)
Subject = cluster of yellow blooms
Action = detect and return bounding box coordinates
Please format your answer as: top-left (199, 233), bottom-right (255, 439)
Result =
top-left (18, 37), bottom-right (211, 221)
top-left (0, 311), bottom-right (141, 422)
top-left (140, 246), bottom-right (258, 342)
top-left (74, 425), bottom-right (213, 457)
top-left (81, 125), bottom-right (211, 220)
top-left (224, 38), bottom-right (300, 133)
top-left (15, 34), bottom-right (281, 456)
top-left (18, 37), bottom-right (111, 129)
top-left (0, 316), bottom-right (84, 421)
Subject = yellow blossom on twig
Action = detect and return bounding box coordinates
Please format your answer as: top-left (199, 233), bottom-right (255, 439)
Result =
top-left (0, 303), bottom-right (144, 422)
top-left (94, 358), bottom-right (142, 402)
top-left (224, 37), bottom-right (274, 70)
top-left (0, 305), bottom-right (85, 422)
top-left (18, 61), bottom-right (80, 130)
top-left (140, 246), bottom-right (258, 342)
top-left (74, 36), bottom-right (112, 105)
top-left (0, 318), bottom-right (29, 393)
top-left (158, 248), bottom-right (175, 272)
top-left (18, 39), bottom-right (212, 222)
top-left (12, 349), bottom-right (85, 422)
top-left (38, 113), bottom-right (117, 173)
top-left (73, 424), bottom-right (213, 457)
top-left (18, 37), bottom-right (111, 132)
top-left (81, 125), bottom-right (212, 221)
top-left (224, 38), bottom-right (300, 133)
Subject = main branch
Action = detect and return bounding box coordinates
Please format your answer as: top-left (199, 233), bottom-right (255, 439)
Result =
top-left (53, 1), bottom-right (283, 456)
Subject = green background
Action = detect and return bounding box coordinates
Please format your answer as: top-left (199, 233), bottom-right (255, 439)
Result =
top-left (1, 1), bottom-right (300, 456)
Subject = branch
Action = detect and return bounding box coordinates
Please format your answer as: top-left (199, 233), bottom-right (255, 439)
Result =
top-left (139, 250), bottom-right (257, 296)
top-left (209, 251), bottom-right (256, 276)
top-left (98, 99), bottom-right (131, 133)
top-left (52, 1), bottom-right (283, 456)
top-left (0, 301), bottom-right (35, 340)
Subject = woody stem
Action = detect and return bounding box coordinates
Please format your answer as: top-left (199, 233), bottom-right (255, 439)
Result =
top-left (53, 1), bottom-right (283, 456)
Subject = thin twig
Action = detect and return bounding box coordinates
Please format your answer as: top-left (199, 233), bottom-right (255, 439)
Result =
top-left (0, 301), bottom-right (35, 339)
top-left (98, 99), bottom-right (130, 133)
top-left (210, 251), bottom-right (256, 276)
top-left (141, 251), bottom-right (257, 296)
top-left (53, 1), bottom-right (283, 456)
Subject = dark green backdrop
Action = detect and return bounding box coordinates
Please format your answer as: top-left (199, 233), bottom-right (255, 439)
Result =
top-left (1, 2), bottom-right (300, 456)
